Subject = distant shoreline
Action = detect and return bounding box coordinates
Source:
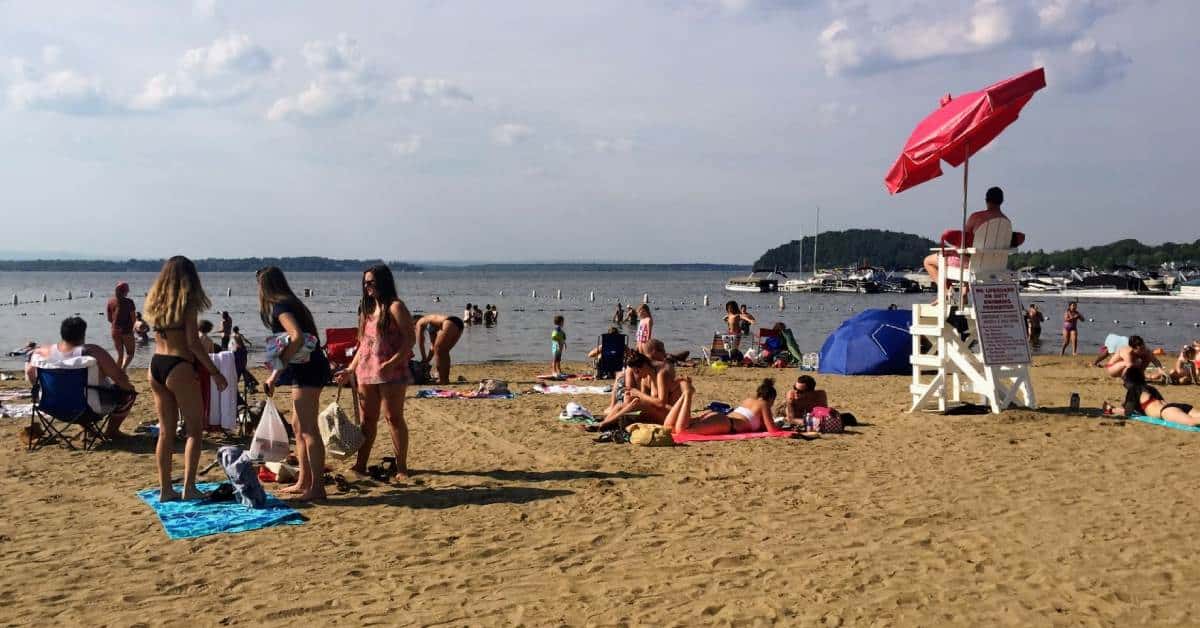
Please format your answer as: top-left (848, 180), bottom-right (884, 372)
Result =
top-left (0, 258), bottom-right (746, 273)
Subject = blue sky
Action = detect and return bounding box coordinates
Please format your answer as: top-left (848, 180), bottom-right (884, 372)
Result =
top-left (1, 0), bottom-right (1194, 263)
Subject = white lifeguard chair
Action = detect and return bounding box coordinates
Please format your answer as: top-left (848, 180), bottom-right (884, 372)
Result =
top-left (909, 216), bottom-right (1037, 413)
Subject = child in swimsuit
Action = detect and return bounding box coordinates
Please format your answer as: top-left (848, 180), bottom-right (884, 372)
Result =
top-left (550, 315), bottom-right (566, 377)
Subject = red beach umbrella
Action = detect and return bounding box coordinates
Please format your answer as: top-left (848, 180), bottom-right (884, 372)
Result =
top-left (885, 67), bottom-right (1046, 195)
top-left (884, 67), bottom-right (1047, 250)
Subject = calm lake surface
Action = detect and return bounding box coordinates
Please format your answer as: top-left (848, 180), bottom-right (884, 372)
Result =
top-left (2, 270), bottom-right (1199, 369)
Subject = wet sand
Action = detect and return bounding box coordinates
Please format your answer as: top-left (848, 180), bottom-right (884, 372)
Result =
top-left (2, 357), bottom-right (1199, 626)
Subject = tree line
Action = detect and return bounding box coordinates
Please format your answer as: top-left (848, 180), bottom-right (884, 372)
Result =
top-left (753, 229), bottom-right (936, 271)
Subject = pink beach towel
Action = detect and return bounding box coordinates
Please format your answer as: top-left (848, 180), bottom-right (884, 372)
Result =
top-left (671, 431), bottom-right (798, 444)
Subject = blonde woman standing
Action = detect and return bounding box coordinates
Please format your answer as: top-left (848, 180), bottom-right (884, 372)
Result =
top-left (144, 256), bottom-right (228, 502)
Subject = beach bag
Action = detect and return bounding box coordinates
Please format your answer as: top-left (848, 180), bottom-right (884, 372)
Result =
top-left (626, 423), bottom-right (674, 447)
top-left (249, 399), bottom-right (290, 462)
top-left (217, 445), bottom-right (267, 509)
top-left (409, 359), bottom-right (433, 385)
top-left (319, 387), bottom-right (364, 458)
top-left (476, 379), bottom-right (509, 396)
top-left (810, 406), bottom-right (843, 433)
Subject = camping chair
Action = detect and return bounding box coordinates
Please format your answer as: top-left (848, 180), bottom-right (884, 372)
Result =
top-left (594, 333), bottom-right (627, 379)
top-left (752, 327), bottom-right (791, 365)
top-left (701, 333), bottom-right (735, 365)
top-left (324, 327), bottom-right (359, 373)
top-left (29, 366), bottom-right (119, 451)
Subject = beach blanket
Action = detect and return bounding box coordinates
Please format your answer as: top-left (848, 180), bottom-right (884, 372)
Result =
top-left (532, 384), bottom-right (612, 395)
top-left (0, 390), bottom-right (31, 402)
top-left (137, 482), bottom-right (305, 540)
top-left (672, 430), bottom-right (799, 444)
top-left (0, 402), bottom-right (33, 418)
top-left (1129, 414), bottom-right (1200, 433)
top-left (536, 373), bottom-right (595, 381)
top-left (415, 389), bottom-right (517, 400)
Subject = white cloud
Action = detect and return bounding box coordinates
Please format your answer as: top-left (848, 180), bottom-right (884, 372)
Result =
top-left (6, 59), bottom-right (117, 115)
top-left (1035, 37), bottom-right (1131, 92)
top-left (391, 134), bottom-right (422, 155)
top-left (130, 33), bottom-right (275, 111)
top-left (817, 0), bottom-right (1133, 77)
top-left (269, 34), bottom-right (471, 122)
top-left (593, 137), bottom-right (634, 153)
top-left (394, 77), bottom-right (473, 105)
top-left (492, 123), bottom-right (534, 146)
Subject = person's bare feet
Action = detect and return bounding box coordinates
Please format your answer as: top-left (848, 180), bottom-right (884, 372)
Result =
top-left (391, 469), bottom-right (412, 484)
top-left (280, 483), bottom-right (307, 494)
top-left (181, 485), bottom-right (206, 500)
top-left (158, 488), bottom-right (181, 503)
top-left (347, 466), bottom-right (371, 479)
top-left (291, 489), bottom-right (327, 501)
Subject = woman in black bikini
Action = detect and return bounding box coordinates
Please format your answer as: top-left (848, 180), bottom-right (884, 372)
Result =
top-left (144, 256), bottom-right (228, 502)
top-left (414, 313), bottom-right (464, 385)
top-left (1112, 367), bottom-right (1200, 426)
top-left (258, 266), bottom-right (331, 501)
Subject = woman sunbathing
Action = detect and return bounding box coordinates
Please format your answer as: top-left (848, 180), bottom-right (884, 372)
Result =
top-left (662, 377), bottom-right (785, 436)
top-left (1107, 367), bottom-right (1200, 426)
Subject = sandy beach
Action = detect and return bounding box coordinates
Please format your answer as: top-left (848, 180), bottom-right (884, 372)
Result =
top-left (2, 356), bottom-right (1200, 626)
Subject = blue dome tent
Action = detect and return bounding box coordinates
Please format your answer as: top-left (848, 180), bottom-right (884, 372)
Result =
top-left (818, 309), bottom-right (912, 375)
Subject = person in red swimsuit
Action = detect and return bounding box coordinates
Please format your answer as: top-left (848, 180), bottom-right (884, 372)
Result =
top-left (106, 282), bottom-right (136, 370)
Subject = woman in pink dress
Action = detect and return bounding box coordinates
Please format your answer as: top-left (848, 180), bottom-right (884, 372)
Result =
top-left (335, 264), bottom-right (415, 482)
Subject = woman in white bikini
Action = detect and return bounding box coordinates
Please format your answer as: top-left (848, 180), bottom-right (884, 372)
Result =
top-left (663, 377), bottom-right (785, 436)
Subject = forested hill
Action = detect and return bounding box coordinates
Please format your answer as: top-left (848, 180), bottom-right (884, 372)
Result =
top-left (1008, 239), bottom-right (1200, 270)
top-left (0, 257), bottom-right (420, 272)
top-left (753, 229), bottom-right (936, 271)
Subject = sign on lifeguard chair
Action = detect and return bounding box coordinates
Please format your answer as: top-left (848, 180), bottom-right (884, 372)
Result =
top-left (908, 217), bottom-right (1037, 414)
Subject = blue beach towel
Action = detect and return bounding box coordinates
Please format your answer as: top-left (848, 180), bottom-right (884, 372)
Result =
top-left (137, 482), bottom-right (305, 540)
top-left (1129, 414), bottom-right (1200, 433)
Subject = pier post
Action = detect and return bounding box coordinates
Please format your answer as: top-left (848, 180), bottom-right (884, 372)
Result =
top-left (778, 295), bottom-right (785, 310)
top-left (642, 293), bottom-right (649, 304)
top-left (11, 294), bottom-right (16, 306)
top-left (67, 290), bottom-right (72, 300)
top-left (227, 288), bottom-right (232, 297)
top-left (88, 290), bottom-right (94, 298)
top-left (589, 291), bottom-right (594, 302)
top-left (531, 290), bottom-right (537, 298)
top-left (556, 289), bottom-right (562, 300)
top-left (42, 293), bottom-right (47, 303)
top-left (703, 295), bottom-right (709, 307)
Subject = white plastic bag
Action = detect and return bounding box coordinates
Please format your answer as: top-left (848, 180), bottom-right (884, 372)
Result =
top-left (249, 399), bottom-right (290, 462)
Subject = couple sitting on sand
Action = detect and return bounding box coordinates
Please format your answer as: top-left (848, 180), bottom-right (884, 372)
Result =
top-left (593, 344), bottom-right (833, 435)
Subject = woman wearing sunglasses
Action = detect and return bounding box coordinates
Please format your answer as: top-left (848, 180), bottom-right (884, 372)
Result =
top-left (335, 264), bottom-right (416, 482)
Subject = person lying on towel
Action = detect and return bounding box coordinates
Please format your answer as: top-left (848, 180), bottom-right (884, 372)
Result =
top-left (662, 376), bottom-right (786, 436)
top-left (1105, 366), bottom-right (1200, 426)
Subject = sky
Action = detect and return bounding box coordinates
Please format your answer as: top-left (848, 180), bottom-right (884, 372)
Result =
top-left (1, 0), bottom-right (1196, 264)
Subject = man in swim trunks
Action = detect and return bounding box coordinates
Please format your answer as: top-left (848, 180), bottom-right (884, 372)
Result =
top-left (106, 282), bottom-right (136, 370)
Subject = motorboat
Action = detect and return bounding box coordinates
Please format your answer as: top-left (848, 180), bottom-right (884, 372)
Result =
top-left (724, 271), bottom-right (781, 293)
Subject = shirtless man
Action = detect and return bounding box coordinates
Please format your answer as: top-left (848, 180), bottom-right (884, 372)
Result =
top-left (414, 313), bottom-right (465, 385)
top-left (781, 375), bottom-right (829, 423)
top-left (922, 186), bottom-right (1011, 299)
top-left (25, 317), bottom-right (137, 438)
top-left (591, 341), bottom-right (681, 431)
top-left (1104, 335), bottom-right (1161, 379)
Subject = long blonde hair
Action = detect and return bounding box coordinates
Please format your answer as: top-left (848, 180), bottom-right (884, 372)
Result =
top-left (144, 256), bottom-right (210, 329)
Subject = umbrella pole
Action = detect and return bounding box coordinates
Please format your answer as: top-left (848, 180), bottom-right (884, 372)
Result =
top-left (959, 147), bottom-right (969, 309)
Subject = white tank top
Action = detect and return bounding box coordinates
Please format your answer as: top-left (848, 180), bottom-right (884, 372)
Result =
top-left (46, 344), bottom-right (85, 363)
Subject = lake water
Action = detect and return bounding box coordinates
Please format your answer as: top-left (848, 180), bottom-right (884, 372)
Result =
top-left (2, 270), bottom-right (1199, 369)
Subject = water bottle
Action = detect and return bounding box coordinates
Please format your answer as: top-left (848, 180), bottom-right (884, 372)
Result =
top-left (804, 411), bottom-right (814, 432)
top-left (1069, 393), bottom-right (1080, 412)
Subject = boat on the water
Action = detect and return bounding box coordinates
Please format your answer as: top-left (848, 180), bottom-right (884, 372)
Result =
top-left (724, 271), bottom-right (781, 293)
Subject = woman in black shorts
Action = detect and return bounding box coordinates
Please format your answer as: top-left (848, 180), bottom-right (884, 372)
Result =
top-left (414, 313), bottom-right (464, 385)
top-left (258, 266), bottom-right (330, 501)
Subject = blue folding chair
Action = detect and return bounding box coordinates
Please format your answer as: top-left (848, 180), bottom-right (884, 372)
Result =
top-left (595, 333), bottom-right (627, 380)
top-left (29, 367), bottom-right (114, 451)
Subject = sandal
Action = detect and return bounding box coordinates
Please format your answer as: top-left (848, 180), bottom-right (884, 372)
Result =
top-left (366, 464), bottom-right (390, 482)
